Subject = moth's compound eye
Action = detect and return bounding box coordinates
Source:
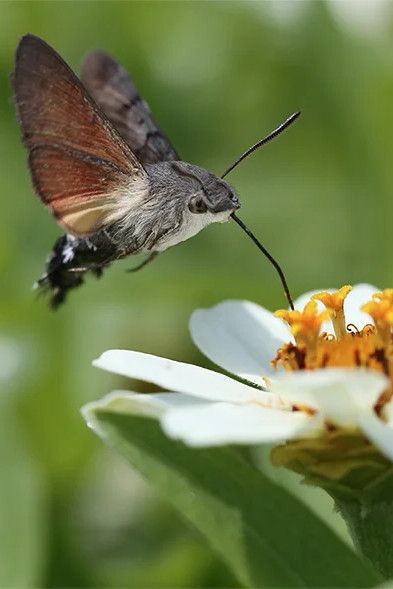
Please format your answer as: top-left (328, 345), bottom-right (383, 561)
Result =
top-left (188, 195), bottom-right (208, 214)
top-left (229, 192), bottom-right (240, 208)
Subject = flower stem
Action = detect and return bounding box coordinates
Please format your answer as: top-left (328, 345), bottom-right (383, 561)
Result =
top-left (337, 499), bottom-right (393, 578)
top-left (333, 468), bottom-right (393, 579)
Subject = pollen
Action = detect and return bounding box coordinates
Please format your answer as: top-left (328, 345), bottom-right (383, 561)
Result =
top-left (273, 286), bottom-right (393, 411)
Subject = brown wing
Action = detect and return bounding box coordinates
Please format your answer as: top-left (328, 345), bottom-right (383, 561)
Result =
top-left (13, 34), bottom-right (149, 236)
top-left (80, 50), bottom-right (179, 165)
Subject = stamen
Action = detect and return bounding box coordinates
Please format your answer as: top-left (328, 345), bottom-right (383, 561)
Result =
top-left (312, 286), bottom-right (352, 340)
top-left (272, 285), bottom-right (393, 412)
top-left (362, 294), bottom-right (393, 400)
top-left (373, 289), bottom-right (393, 304)
top-left (361, 299), bottom-right (393, 347)
top-left (346, 323), bottom-right (359, 335)
top-left (275, 301), bottom-right (329, 365)
top-left (270, 285), bottom-right (393, 475)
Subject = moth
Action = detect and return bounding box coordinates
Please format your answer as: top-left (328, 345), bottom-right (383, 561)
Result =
top-left (13, 34), bottom-right (299, 309)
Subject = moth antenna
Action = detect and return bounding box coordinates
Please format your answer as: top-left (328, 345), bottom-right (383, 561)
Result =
top-left (221, 111), bottom-right (300, 179)
top-left (231, 213), bottom-right (294, 310)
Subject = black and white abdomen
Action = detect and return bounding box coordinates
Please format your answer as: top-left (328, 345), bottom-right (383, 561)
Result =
top-left (35, 232), bottom-right (119, 308)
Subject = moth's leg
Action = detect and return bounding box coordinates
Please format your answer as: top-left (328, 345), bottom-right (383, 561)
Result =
top-left (67, 266), bottom-right (105, 278)
top-left (127, 252), bottom-right (159, 273)
top-left (67, 262), bottom-right (108, 272)
top-left (67, 266), bottom-right (90, 273)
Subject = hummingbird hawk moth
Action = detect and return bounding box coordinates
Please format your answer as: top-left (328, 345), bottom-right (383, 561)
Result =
top-left (13, 34), bottom-right (299, 309)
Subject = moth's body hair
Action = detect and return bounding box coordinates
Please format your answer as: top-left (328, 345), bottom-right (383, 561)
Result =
top-left (103, 172), bottom-right (149, 229)
top-left (113, 162), bottom-right (233, 251)
top-left (37, 161), bottom-right (236, 307)
top-left (60, 234), bottom-right (75, 264)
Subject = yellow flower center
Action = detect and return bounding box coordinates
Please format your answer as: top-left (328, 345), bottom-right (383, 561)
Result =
top-left (273, 287), bottom-right (393, 413)
top-left (271, 286), bottom-right (393, 486)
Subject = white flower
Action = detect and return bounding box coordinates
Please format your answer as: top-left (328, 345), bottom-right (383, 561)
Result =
top-left (82, 284), bottom-right (393, 464)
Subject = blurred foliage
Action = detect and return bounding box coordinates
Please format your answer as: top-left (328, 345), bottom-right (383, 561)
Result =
top-left (1, 1), bottom-right (393, 586)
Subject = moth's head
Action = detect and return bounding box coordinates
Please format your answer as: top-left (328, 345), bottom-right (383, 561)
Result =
top-left (187, 174), bottom-right (240, 219)
top-left (174, 162), bottom-right (240, 221)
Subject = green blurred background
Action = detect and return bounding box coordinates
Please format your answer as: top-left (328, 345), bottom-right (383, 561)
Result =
top-left (1, 1), bottom-right (393, 586)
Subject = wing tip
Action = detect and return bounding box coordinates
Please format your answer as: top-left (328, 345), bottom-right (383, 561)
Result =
top-left (14, 33), bottom-right (57, 87)
top-left (80, 49), bottom-right (120, 88)
top-left (16, 33), bottom-right (48, 57)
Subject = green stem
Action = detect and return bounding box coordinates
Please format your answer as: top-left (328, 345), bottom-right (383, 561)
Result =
top-left (336, 499), bottom-right (393, 579)
top-left (333, 468), bottom-right (393, 580)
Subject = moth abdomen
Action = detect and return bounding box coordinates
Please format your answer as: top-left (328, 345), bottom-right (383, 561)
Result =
top-left (35, 233), bottom-right (117, 309)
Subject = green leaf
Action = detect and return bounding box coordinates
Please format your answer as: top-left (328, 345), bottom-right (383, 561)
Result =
top-left (90, 409), bottom-right (380, 588)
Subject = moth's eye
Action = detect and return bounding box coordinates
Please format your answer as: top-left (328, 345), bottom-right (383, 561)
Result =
top-left (188, 195), bottom-right (208, 214)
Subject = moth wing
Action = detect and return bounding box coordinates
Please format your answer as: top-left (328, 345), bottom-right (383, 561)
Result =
top-left (13, 34), bottom-right (149, 237)
top-left (80, 50), bottom-right (179, 165)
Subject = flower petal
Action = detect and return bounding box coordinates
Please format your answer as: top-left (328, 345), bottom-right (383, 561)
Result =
top-left (343, 283), bottom-right (379, 329)
top-left (93, 350), bottom-right (288, 406)
top-left (381, 398), bottom-right (393, 423)
top-left (161, 402), bottom-right (314, 447)
top-left (190, 300), bottom-right (291, 383)
top-left (359, 413), bottom-right (393, 461)
top-left (81, 390), bottom-right (204, 438)
top-left (270, 368), bottom-right (388, 428)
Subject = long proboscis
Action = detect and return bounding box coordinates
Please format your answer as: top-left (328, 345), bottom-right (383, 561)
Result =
top-left (222, 112), bottom-right (300, 310)
top-left (231, 213), bottom-right (294, 310)
top-left (221, 111), bottom-right (300, 180)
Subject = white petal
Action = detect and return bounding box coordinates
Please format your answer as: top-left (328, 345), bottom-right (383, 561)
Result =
top-left (270, 368), bottom-right (388, 428)
top-left (161, 402), bottom-right (314, 447)
top-left (81, 390), bottom-right (204, 438)
top-left (190, 300), bottom-right (291, 384)
top-left (343, 283), bottom-right (379, 329)
top-left (381, 398), bottom-right (393, 423)
top-left (93, 349), bottom-right (286, 406)
top-left (359, 413), bottom-right (393, 461)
